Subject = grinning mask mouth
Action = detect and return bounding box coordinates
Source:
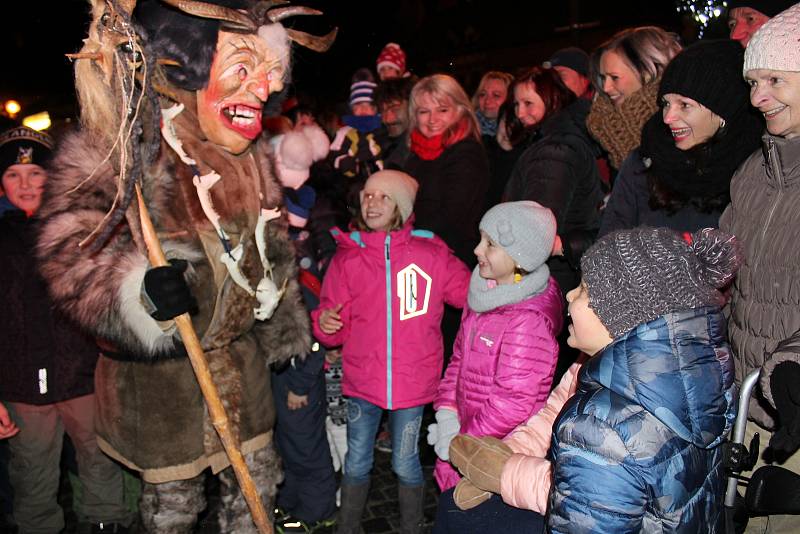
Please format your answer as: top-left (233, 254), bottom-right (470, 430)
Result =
top-left (221, 103), bottom-right (263, 139)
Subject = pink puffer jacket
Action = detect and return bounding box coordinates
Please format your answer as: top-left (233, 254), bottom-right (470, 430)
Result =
top-left (500, 359), bottom-right (583, 513)
top-left (312, 219), bottom-right (470, 410)
top-left (433, 277), bottom-right (563, 490)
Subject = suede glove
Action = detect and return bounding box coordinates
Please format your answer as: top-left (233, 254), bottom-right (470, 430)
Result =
top-left (770, 361), bottom-right (800, 458)
top-left (449, 434), bottom-right (512, 495)
top-left (426, 409), bottom-right (460, 461)
top-left (143, 260), bottom-right (198, 321)
top-left (453, 479), bottom-right (492, 510)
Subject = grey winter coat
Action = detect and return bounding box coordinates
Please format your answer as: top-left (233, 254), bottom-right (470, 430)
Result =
top-left (720, 133), bottom-right (800, 429)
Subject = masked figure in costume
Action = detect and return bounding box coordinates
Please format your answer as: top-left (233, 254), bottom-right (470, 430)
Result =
top-left (35, 1), bottom-right (335, 531)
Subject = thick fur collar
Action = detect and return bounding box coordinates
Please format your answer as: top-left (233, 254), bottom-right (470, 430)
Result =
top-left (37, 126), bottom-right (307, 363)
top-left (36, 130), bottom-right (185, 357)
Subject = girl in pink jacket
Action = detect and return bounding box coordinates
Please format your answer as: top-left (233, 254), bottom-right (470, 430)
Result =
top-left (312, 170), bottom-right (470, 533)
top-left (428, 201), bottom-right (563, 491)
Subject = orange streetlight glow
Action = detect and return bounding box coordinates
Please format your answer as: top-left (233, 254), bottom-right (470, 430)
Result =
top-left (4, 100), bottom-right (21, 117)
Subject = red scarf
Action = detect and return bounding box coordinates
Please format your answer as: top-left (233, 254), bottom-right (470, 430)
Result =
top-left (410, 119), bottom-right (470, 161)
top-left (410, 130), bottom-right (445, 161)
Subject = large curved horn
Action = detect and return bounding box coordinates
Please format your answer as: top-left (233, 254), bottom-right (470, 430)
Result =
top-left (267, 6), bottom-right (322, 22)
top-left (251, 0), bottom-right (288, 23)
top-left (159, 0), bottom-right (256, 32)
top-left (285, 27), bottom-right (338, 53)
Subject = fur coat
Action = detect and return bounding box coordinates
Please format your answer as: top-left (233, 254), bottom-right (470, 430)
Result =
top-left (36, 93), bottom-right (310, 483)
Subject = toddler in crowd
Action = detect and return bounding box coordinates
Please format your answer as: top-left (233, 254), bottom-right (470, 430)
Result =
top-left (440, 226), bottom-right (741, 534)
top-left (428, 201), bottom-right (563, 493)
top-left (312, 170), bottom-right (471, 534)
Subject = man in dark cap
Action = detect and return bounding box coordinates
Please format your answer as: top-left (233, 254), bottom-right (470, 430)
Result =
top-left (727, 0), bottom-right (797, 46)
top-left (544, 47), bottom-right (593, 100)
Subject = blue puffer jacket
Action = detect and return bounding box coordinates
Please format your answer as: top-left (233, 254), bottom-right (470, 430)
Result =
top-left (548, 307), bottom-right (736, 533)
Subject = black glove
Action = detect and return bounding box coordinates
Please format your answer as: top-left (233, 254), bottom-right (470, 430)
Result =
top-left (769, 361), bottom-right (800, 459)
top-left (143, 260), bottom-right (197, 321)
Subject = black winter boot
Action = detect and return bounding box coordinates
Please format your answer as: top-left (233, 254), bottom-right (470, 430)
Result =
top-left (398, 484), bottom-right (425, 534)
top-left (336, 482), bottom-right (370, 534)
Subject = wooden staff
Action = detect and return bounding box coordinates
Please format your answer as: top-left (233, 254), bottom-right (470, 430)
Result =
top-left (135, 184), bottom-right (272, 534)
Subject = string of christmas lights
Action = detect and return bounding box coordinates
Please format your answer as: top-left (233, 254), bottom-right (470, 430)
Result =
top-left (676, 0), bottom-right (728, 37)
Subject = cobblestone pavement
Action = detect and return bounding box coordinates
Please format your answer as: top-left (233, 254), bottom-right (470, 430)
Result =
top-left (200, 411), bottom-right (441, 534)
top-left (199, 409), bottom-right (442, 533)
top-left (195, 443), bottom-right (439, 534)
top-left (1, 412), bottom-right (441, 534)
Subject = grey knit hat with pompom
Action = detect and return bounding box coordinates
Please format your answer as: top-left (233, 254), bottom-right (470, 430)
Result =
top-left (479, 200), bottom-right (556, 273)
top-left (581, 227), bottom-right (743, 338)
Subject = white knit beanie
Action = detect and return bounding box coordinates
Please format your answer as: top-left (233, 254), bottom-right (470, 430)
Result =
top-left (743, 2), bottom-right (800, 74)
top-left (360, 170), bottom-right (419, 223)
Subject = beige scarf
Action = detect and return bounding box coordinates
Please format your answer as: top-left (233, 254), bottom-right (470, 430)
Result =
top-left (587, 81), bottom-right (660, 169)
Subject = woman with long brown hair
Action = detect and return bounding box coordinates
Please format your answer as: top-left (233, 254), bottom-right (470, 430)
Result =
top-left (503, 67), bottom-right (603, 299)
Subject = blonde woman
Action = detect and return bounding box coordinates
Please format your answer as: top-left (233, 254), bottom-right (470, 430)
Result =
top-left (586, 26), bottom-right (682, 170)
top-left (472, 71), bottom-right (514, 138)
top-left (405, 74), bottom-right (489, 266)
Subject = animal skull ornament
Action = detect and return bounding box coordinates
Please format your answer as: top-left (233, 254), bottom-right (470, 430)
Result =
top-left (253, 276), bottom-right (286, 320)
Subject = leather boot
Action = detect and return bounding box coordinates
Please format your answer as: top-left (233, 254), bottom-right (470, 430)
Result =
top-left (336, 481), bottom-right (370, 534)
top-left (398, 484), bottom-right (425, 534)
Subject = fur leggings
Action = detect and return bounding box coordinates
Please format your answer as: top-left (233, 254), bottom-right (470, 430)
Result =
top-left (139, 445), bottom-right (282, 533)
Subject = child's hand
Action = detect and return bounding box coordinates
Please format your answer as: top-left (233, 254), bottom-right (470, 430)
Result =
top-left (319, 304), bottom-right (344, 334)
top-left (427, 408), bottom-right (460, 461)
top-left (287, 391), bottom-right (309, 411)
top-left (325, 349), bottom-right (342, 364)
top-left (0, 403), bottom-right (19, 439)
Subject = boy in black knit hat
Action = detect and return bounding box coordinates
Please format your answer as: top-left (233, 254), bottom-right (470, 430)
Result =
top-left (1, 126), bottom-right (135, 533)
top-left (0, 126), bottom-right (53, 216)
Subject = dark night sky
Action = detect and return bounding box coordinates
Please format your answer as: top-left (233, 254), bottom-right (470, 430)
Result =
top-left (0, 0), bottom-right (728, 126)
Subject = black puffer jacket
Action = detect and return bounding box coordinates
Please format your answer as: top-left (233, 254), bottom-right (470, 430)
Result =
top-left (0, 210), bottom-right (98, 405)
top-left (405, 137), bottom-right (490, 267)
top-left (599, 149), bottom-right (723, 237)
top-left (504, 100), bottom-right (603, 293)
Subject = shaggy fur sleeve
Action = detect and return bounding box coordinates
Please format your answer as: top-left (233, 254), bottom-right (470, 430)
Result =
top-left (35, 131), bottom-right (180, 358)
top-left (250, 221), bottom-right (311, 365)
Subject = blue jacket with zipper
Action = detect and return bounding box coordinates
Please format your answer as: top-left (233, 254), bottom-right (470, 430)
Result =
top-left (548, 307), bottom-right (736, 533)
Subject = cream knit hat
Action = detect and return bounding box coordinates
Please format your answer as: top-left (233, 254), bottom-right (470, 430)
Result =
top-left (743, 2), bottom-right (800, 74)
top-left (360, 170), bottom-right (419, 223)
